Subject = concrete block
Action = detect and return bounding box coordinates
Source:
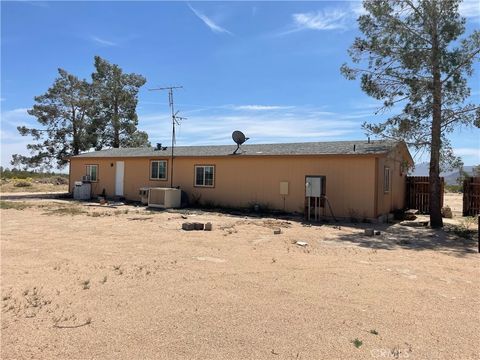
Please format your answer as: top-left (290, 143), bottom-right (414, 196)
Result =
top-left (194, 222), bottom-right (204, 230)
top-left (204, 222), bottom-right (212, 231)
top-left (182, 222), bottom-right (194, 231)
top-left (273, 228), bottom-right (282, 235)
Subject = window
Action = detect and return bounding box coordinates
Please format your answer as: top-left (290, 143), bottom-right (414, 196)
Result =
top-left (85, 165), bottom-right (98, 182)
top-left (384, 167), bottom-right (390, 193)
top-left (195, 165), bottom-right (215, 187)
top-left (150, 160), bottom-right (167, 180)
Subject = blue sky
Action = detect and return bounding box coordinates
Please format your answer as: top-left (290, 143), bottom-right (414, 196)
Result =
top-left (1, 0), bottom-right (479, 170)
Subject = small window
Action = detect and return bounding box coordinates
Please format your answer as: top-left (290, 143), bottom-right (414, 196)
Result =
top-left (150, 160), bottom-right (167, 180)
top-left (86, 164), bottom-right (98, 182)
top-left (384, 167), bottom-right (390, 193)
top-left (195, 165), bottom-right (215, 187)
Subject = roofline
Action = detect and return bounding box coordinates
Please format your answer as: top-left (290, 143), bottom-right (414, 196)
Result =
top-left (70, 152), bottom-right (391, 160)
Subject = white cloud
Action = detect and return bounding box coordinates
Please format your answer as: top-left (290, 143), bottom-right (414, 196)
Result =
top-left (91, 36), bottom-right (118, 47)
top-left (459, 0), bottom-right (480, 19)
top-left (232, 105), bottom-right (294, 111)
top-left (188, 4), bottom-right (233, 35)
top-left (350, 1), bottom-right (367, 17)
top-left (454, 147), bottom-right (480, 159)
top-left (137, 105), bottom-right (364, 147)
top-left (1, 108), bottom-right (32, 127)
top-left (293, 9), bottom-right (349, 31)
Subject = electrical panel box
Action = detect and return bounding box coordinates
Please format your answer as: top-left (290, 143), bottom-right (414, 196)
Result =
top-left (305, 177), bottom-right (322, 197)
top-left (280, 181), bottom-right (289, 195)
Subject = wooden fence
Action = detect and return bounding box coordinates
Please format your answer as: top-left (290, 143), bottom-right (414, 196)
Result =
top-left (406, 176), bottom-right (444, 214)
top-left (463, 177), bottom-right (480, 216)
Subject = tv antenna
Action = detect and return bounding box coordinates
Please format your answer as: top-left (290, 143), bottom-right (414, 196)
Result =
top-left (232, 130), bottom-right (249, 155)
top-left (148, 85), bottom-right (185, 188)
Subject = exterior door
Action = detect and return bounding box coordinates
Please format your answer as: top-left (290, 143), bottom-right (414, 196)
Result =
top-left (115, 161), bottom-right (124, 196)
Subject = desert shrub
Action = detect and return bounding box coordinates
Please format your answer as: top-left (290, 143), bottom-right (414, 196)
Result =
top-left (14, 180), bottom-right (32, 188)
top-left (446, 216), bottom-right (478, 239)
top-left (445, 184), bottom-right (462, 193)
top-left (36, 176), bottom-right (68, 185)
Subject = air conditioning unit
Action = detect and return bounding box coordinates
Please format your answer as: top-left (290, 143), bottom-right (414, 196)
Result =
top-left (82, 175), bottom-right (91, 182)
top-left (139, 187), bottom-right (150, 205)
top-left (148, 187), bottom-right (181, 209)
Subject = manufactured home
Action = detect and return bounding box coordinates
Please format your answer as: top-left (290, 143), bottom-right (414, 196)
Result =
top-left (69, 139), bottom-right (413, 221)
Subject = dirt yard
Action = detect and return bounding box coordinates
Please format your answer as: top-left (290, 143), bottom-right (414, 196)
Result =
top-left (1, 195), bottom-right (478, 360)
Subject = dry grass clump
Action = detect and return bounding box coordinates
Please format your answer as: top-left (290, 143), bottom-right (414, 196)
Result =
top-left (0, 201), bottom-right (31, 210)
top-left (42, 206), bottom-right (86, 216)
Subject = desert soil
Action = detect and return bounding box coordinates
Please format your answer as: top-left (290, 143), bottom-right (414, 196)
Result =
top-left (1, 195), bottom-right (478, 360)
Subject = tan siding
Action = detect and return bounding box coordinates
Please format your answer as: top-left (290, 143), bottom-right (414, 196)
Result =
top-left (375, 148), bottom-right (408, 214)
top-left (71, 155), bottom-right (379, 218)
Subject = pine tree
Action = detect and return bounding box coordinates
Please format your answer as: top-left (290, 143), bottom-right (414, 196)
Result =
top-left (341, 0), bottom-right (480, 228)
top-left (91, 56), bottom-right (149, 149)
top-left (12, 69), bottom-right (95, 169)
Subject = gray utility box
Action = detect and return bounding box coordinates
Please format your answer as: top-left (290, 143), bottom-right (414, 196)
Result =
top-left (305, 177), bottom-right (322, 197)
top-left (73, 181), bottom-right (91, 200)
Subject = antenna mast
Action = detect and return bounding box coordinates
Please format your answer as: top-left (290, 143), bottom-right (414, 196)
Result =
top-left (148, 85), bottom-right (185, 188)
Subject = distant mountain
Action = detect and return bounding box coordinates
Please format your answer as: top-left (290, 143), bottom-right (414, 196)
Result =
top-left (411, 162), bottom-right (476, 185)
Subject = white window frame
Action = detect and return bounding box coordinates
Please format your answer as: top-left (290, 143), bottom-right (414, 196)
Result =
top-left (384, 166), bottom-right (390, 193)
top-left (85, 164), bottom-right (98, 182)
top-left (194, 165), bottom-right (215, 187)
top-left (150, 160), bottom-right (167, 180)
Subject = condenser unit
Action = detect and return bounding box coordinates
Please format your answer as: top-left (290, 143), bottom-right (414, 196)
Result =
top-left (148, 187), bottom-right (181, 209)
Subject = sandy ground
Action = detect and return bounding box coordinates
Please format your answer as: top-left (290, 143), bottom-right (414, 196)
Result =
top-left (1, 195), bottom-right (479, 360)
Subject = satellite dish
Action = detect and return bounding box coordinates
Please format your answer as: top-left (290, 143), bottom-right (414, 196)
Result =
top-left (232, 130), bottom-right (249, 154)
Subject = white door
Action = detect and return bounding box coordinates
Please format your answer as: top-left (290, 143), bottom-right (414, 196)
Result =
top-left (115, 161), bottom-right (124, 196)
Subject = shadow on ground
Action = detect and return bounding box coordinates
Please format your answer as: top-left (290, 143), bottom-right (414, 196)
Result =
top-left (0, 192), bottom-right (70, 200)
top-left (331, 221), bottom-right (478, 257)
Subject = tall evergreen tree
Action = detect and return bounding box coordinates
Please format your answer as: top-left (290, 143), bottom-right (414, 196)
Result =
top-left (91, 56), bottom-right (149, 149)
top-left (341, 0), bottom-right (480, 227)
top-left (12, 69), bottom-right (95, 169)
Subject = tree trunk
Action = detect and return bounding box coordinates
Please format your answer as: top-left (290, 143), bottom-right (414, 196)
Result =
top-left (72, 107), bottom-right (80, 156)
top-left (113, 97), bottom-right (120, 148)
top-left (429, 3), bottom-right (443, 228)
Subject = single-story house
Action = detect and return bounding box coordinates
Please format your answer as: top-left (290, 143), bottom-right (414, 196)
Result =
top-left (69, 139), bottom-right (413, 221)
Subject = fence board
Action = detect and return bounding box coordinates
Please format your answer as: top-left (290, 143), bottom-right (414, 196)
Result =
top-left (463, 177), bottom-right (480, 216)
top-left (406, 176), bottom-right (444, 214)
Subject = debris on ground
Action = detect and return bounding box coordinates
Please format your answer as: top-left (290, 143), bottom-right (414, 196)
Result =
top-left (295, 241), bottom-right (308, 247)
top-left (441, 206), bottom-right (453, 218)
top-left (404, 209), bottom-right (418, 221)
top-left (204, 222), bottom-right (212, 231)
top-left (400, 221), bottom-right (429, 227)
top-left (273, 228), bottom-right (281, 235)
top-left (365, 229), bottom-right (374, 236)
